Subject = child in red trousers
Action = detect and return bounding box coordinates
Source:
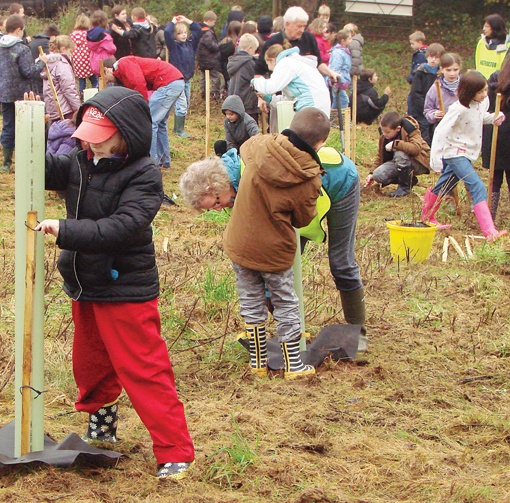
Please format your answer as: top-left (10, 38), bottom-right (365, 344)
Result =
top-left (35, 87), bottom-right (195, 479)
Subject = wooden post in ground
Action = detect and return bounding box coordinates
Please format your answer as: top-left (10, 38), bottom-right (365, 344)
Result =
top-left (351, 74), bottom-right (357, 161)
top-left (343, 107), bottom-right (351, 158)
top-left (488, 93), bottom-right (502, 205)
top-left (21, 211), bottom-right (37, 456)
top-left (205, 69), bottom-right (210, 157)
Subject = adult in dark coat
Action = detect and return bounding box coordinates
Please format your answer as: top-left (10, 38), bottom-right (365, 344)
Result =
top-left (482, 65), bottom-right (510, 219)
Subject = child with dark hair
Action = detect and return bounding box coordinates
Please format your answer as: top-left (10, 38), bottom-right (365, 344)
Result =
top-left (422, 70), bottom-right (507, 240)
top-left (110, 6), bottom-right (156, 58)
top-left (35, 87), bottom-right (195, 479)
top-left (355, 68), bottom-right (390, 125)
top-left (0, 14), bottom-right (46, 172)
top-left (367, 110), bottom-right (430, 197)
top-left (409, 42), bottom-right (445, 144)
top-left (109, 5), bottom-right (132, 59)
top-left (87, 10), bottom-right (116, 76)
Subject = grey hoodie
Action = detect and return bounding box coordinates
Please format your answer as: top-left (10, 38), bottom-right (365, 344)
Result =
top-left (222, 95), bottom-right (260, 151)
top-left (0, 35), bottom-right (44, 102)
top-left (227, 51), bottom-right (259, 115)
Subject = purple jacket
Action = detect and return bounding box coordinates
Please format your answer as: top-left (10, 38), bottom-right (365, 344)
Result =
top-left (41, 53), bottom-right (81, 122)
top-left (47, 119), bottom-right (77, 156)
top-left (423, 76), bottom-right (459, 124)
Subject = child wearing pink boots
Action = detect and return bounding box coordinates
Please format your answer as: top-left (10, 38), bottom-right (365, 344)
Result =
top-left (421, 70), bottom-right (507, 241)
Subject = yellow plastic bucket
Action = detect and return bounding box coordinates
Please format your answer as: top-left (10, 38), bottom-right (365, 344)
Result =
top-left (386, 220), bottom-right (438, 263)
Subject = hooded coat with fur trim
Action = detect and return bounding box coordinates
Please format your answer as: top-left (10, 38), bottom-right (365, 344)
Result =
top-left (44, 86), bottom-right (163, 302)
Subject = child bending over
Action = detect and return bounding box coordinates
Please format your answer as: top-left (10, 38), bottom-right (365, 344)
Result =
top-left (223, 108), bottom-right (329, 379)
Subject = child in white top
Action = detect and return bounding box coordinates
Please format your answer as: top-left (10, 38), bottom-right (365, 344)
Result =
top-left (421, 70), bottom-right (507, 240)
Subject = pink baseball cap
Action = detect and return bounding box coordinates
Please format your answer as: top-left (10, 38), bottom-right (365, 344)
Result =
top-left (72, 106), bottom-right (118, 144)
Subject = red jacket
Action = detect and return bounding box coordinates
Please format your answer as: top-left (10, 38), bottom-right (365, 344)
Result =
top-left (113, 56), bottom-right (183, 101)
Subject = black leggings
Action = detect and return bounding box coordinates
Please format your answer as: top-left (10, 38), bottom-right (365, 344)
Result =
top-left (492, 169), bottom-right (510, 192)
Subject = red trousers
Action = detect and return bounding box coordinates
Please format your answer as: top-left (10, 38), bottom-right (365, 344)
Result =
top-left (72, 299), bottom-right (194, 464)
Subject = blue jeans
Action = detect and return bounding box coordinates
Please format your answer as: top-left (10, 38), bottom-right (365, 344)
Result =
top-left (326, 178), bottom-right (363, 292)
top-left (432, 156), bottom-right (487, 205)
top-left (175, 79), bottom-right (191, 117)
top-left (78, 75), bottom-right (99, 94)
top-left (332, 89), bottom-right (349, 109)
top-left (1, 102), bottom-right (15, 149)
top-left (149, 79), bottom-right (185, 166)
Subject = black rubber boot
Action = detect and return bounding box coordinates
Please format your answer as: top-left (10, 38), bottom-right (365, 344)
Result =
top-left (174, 116), bottom-right (191, 138)
top-left (1, 147), bottom-right (14, 173)
top-left (340, 287), bottom-right (368, 352)
top-left (83, 400), bottom-right (119, 443)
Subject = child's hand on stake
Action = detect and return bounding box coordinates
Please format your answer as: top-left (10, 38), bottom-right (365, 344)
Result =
top-left (35, 220), bottom-right (59, 237)
top-left (494, 112), bottom-right (505, 126)
top-left (434, 110), bottom-right (444, 119)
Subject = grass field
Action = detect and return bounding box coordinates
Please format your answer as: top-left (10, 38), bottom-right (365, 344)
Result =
top-left (1, 21), bottom-right (510, 503)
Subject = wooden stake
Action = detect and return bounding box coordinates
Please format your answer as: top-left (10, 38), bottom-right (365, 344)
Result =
top-left (351, 74), bottom-right (357, 162)
top-left (442, 237), bottom-right (449, 263)
top-left (205, 70), bottom-right (210, 157)
top-left (449, 236), bottom-right (466, 259)
top-left (99, 60), bottom-right (106, 91)
top-left (38, 47), bottom-right (63, 120)
top-left (21, 211), bottom-right (37, 456)
top-left (465, 236), bottom-right (473, 258)
top-left (343, 107), bottom-right (351, 158)
top-left (488, 93), bottom-right (502, 204)
top-left (435, 79), bottom-right (444, 114)
top-left (261, 111), bottom-right (268, 134)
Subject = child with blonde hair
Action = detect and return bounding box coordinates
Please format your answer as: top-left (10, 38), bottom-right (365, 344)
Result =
top-left (42, 35), bottom-right (80, 122)
top-left (343, 23), bottom-right (364, 76)
top-left (70, 13), bottom-right (98, 94)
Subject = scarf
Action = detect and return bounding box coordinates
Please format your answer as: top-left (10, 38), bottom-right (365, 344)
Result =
top-left (441, 75), bottom-right (460, 94)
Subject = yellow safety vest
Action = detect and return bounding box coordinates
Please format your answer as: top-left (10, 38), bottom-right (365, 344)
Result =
top-left (475, 37), bottom-right (510, 79)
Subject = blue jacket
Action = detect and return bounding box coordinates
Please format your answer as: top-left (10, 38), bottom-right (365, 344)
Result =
top-left (164, 21), bottom-right (201, 80)
top-left (407, 47), bottom-right (427, 83)
top-left (329, 44), bottom-right (352, 87)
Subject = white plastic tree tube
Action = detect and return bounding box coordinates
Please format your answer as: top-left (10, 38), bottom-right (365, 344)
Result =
top-left (14, 100), bottom-right (46, 456)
